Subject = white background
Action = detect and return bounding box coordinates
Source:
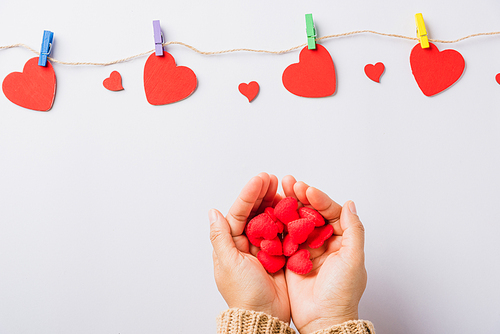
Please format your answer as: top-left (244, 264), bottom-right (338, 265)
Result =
top-left (1, 1), bottom-right (500, 333)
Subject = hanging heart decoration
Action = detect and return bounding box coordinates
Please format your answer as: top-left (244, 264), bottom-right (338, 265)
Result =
top-left (410, 43), bottom-right (465, 97)
top-left (238, 81), bottom-right (259, 102)
top-left (103, 71), bottom-right (124, 91)
top-left (2, 57), bottom-right (56, 111)
top-left (282, 44), bottom-right (336, 98)
top-left (143, 52), bottom-right (197, 105)
top-left (364, 62), bottom-right (385, 83)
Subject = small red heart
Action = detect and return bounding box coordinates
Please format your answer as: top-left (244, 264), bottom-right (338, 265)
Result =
top-left (238, 81), bottom-right (259, 102)
top-left (282, 44), bottom-right (336, 98)
top-left (245, 213), bottom-right (279, 247)
top-left (364, 62), bottom-right (385, 83)
top-left (283, 234), bottom-right (299, 257)
top-left (287, 249), bottom-right (313, 275)
top-left (274, 197), bottom-right (299, 224)
top-left (307, 224), bottom-right (334, 249)
top-left (257, 251), bottom-right (286, 274)
top-left (288, 218), bottom-right (315, 244)
top-left (261, 237), bottom-right (283, 256)
top-left (495, 73), bottom-right (500, 85)
top-left (265, 207), bottom-right (284, 233)
top-left (299, 207), bottom-right (325, 227)
top-left (103, 71), bottom-right (124, 91)
top-left (2, 57), bottom-right (56, 111)
top-left (144, 52), bottom-right (197, 105)
top-left (410, 43), bottom-right (465, 96)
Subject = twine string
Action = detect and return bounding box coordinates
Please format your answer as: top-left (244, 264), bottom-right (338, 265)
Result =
top-left (1, 30), bottom-right (499, 66)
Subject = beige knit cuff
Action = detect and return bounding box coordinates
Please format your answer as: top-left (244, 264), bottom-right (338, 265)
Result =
top-left (216, 308), bottom-right (296, 334)
top-left (309, 319), bottom-right (375, 334)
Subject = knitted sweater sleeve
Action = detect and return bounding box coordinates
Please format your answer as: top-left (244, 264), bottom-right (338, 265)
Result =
top-left (216, 309), bottom-right (375, 334)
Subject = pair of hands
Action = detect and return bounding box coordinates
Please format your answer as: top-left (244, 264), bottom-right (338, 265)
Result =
top-left (209, 173), bottom-right (367, 334)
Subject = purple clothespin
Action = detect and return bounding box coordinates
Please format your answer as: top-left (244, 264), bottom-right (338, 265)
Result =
top-left (153, 20), bottom-right (164, 56)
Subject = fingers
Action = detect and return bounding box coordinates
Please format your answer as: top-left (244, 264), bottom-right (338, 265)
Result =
top-left (226, 176), bottom-right (264, 237)
top-left (339, 201), bottom-right (365, 257)
top-left (250, 173), bottom-right (271, 218)
top-left (293, 181), bottom-right (310, 205)
top-left (282, 175), bottom-right (298, 199)
top-left (209, 209), bottom-right (240, 264)
top-left (305, 187), bottom-right (343, 226)
top-left (259, 174), bottom-right (279, 211)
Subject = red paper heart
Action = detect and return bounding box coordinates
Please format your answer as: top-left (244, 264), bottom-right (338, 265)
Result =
top-left (495, 73), bottom-right (500, 85)
top-left (410, 43), bottom-right (465, 97)
top-left (103, 71), bottom-right (124, 91)
top-left (287, 249), bottom-right (313, 275)
top-left (144, 52), bottom-right (197, 105)
top-left (282, 44), bottom-right (336, 98)
top-left (2, 57), bottom-right (56, 111)
top-left (238, 81), bottom-right (259, 102)
top-left (364, 62), bottom-right (385, 83)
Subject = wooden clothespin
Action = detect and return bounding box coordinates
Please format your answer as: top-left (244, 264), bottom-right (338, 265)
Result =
top-left (415, 13), bottom-right (429, 49)
top-left (305, 14), bottom-right (316, 50)
top-left (153, 20), bottom-right (164, 56)
top-left (38, 30), bottom-right (54, 66)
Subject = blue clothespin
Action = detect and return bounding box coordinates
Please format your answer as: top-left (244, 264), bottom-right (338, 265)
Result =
top-left (38, 30), bottom-right (54, 66)
top-left (153, 20), bottom-right (164, 56)
top-left (305, 14), bottom-right (316, 49)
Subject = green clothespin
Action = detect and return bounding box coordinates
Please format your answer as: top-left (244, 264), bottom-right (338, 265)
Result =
top-left (305, 14), bottom-right (316, 49)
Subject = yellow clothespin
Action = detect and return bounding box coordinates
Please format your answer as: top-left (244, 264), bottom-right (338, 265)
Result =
top-left (415, 13), bottom-right (429, 48)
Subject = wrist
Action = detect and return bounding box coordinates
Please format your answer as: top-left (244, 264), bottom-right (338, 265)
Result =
top-left (298, 311), bottom-right (359, 334)
top-left (217, 308), bottom-right (295, 334)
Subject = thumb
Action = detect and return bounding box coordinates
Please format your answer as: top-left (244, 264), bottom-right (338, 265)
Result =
top-left (209, 209), bottom-right (239, 262)
top-left (339, 201), bottom-right (365, 256)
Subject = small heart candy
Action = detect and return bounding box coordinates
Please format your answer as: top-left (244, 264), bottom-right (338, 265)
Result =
top-left (261, 237), bottom-right (283, 256)
top-left (287, 249), bottom-right (313, 275)
top-left (238, 81), bottom-right (259, 102)
top-left (103, 70), bottom-right (124, 91)
top-left (257, 251), bottom-right (286, 274)
top-left (265, 207), bottom-right (284, 233)
top-left (288, 218), bottom-right (315, 244)
top-left (307, 224), bottom-right (334, 249)
top-left (274, 197), bottom-right (299, 224)
top-left (246, 213), bottom-right (279, 247)
top-left (299, 207), bottom-right (325, 227)
top-left (283, 234), bottom-right (299, 257)
top-left (495, 73), bottom-right (500, 85)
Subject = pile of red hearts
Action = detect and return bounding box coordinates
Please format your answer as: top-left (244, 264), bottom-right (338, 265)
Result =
top-left (245, 197), bottom-right (333, 275)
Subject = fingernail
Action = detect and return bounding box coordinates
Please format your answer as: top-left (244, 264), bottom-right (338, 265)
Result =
top-left (349, 201), bottom-right (357, 215)
top-left (209, 209), bottom-right (218, 224)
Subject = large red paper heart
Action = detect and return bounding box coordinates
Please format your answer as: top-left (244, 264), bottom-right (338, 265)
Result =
top-left (364, 62), bottom-right (385, 83)
top-left (103, 71), bottom-right (124, 91)
top-left (410, 43), bottom-right (465, 97)
top-left (282, 44), bottom-right (336, 98)
top-left (144, 52), bottom-right (197, 105)
top-left (2, 57), bottom-right (56, 111)
top-left (238, 81), bottom-right (259, 102)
